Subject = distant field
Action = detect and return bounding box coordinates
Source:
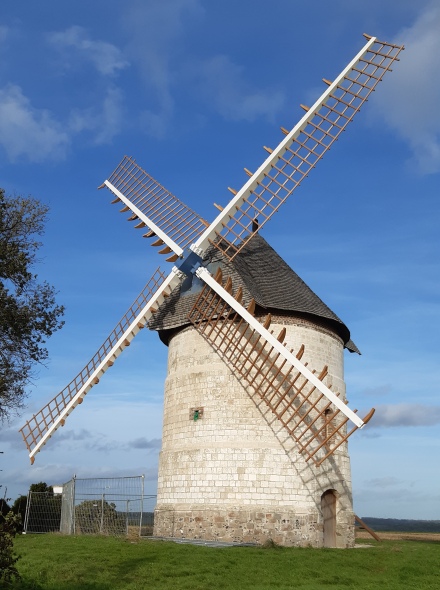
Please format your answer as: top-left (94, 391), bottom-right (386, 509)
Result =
top-left (358, 517), bottom-right (440, 534)
top-left (11, 533), bottom-right (440, 590)
top-left (356, 530), bottom-right (440, 543)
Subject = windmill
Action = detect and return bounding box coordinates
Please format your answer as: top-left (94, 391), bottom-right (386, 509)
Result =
top-left (19, 34), bottom-right (403, 547)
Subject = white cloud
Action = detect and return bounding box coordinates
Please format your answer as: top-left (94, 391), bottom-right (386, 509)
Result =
top-left (45, 428), bottom-right (93, 444)
top-left (7, 463), bottom-right (78, 491)
top-left (0, 82), bottom-right (123, 162)
top-left (69, 86), bottom-right (125, 144)
top-left (360, 384), bottom-right (393, 397)
top-left (95, 87), bottom-right (125, 143)
top-left (354, 485), bottom-right (440, 510)
top-left (0, 425), bottom-right (23, 450)
top-left (0, 84), bottom-right (69, 162)
top-left (123, 0), bottom-right (203, 137)
top-left (140, 99), bottom-right (174, 140)
top-left (47, 26), bottom-right (129, 77)
top-left (0, 25), bottom-right (9, 43)
top-left (369, 403), bottom-right (440, 427)
top-left (363, 476), bottom-right (403, 488)
top-left (124, 0), bottom-right (283, 135)
top-left (372, 3), bottom-right (440, 174)
top-left (190, 55), bottom-right (285, 122)
top-left (128, 437), bottom-right (161, 450)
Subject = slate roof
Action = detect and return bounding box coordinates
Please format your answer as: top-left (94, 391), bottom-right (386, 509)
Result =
top-left (149, 234), bottom-right (359, 353)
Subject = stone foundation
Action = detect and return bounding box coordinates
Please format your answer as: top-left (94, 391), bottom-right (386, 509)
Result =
top-left (154, 505), bottom-right (355, 547)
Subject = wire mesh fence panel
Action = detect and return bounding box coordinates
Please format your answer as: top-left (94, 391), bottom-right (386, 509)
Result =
top-left (71, 475), bottom-right (155, 537)
top-left (74, 495), bottom-right (127, 535)
top-left (24, 475), bottom-right (156, 537)
top-left (24, 491), bottom-right (62, 534)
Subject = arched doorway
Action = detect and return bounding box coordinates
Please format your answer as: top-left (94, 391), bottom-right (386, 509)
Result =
top-left (321, 490), bottom-right (337, 547)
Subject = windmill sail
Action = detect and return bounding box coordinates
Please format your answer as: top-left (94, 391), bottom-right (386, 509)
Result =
top-left (194, 36), bottom-right (404, 260)
top-left (19, 267), bottom-right (181, 463)
top-left (189, 267), bottom-right (374, 466)
top-left (20, 157), bottom-right (210, 463)
top-left (19, 34), bottom-right (401, 466)
top-left (102, 156), bottom-right (208, 259)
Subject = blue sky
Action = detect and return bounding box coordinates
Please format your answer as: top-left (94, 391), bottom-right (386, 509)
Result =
top-left (1, 1), bottom-right (439, 520)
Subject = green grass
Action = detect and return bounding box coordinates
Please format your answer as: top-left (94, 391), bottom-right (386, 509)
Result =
top-left (10, 534), bottom-right (440, 590)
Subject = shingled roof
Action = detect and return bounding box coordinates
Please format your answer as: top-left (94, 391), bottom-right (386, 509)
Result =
top-left (149, 234), bottom-right (359, 354)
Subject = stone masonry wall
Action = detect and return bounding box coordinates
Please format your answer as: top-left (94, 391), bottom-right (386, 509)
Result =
top-left (154, 317), bottom-right (355, 547)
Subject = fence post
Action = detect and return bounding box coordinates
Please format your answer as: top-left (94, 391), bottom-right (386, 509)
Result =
top-left (72, 476), bottom-right (77, 534)
top-left (139, 475), bottom-right (145, 537)
top-left (23, 491), bottom-right (31, 534)
top-left (126, 499), bottom-right (129, 535)
top-left (100, 493), bottom-right (105, 534)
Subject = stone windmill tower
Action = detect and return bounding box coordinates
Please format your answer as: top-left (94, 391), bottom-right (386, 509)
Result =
top-left (20, 35), bottom-right (403, 547)
top-left (150, 234), bottom-right (363, 547)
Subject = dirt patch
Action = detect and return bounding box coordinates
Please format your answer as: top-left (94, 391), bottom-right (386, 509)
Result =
top-left (356, 530), bottom-right (440, 543)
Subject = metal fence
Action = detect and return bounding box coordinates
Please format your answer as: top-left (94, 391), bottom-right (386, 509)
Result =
top-left (23, 491), bottom-right (62, 533)
top-left (24, 475), bottom-right (156, 537)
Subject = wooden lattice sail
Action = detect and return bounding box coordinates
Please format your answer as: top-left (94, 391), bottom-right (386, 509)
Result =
top-left (19, 34), bottom-right (402, 466)
top-left (19, 268), bottom-right (174, 463)
top-left (188, 268), bottom-right (375, 466)
top-left (101, 157), bottom-right (208, 261)
top-left (194, 35), bottom-right (404, 260)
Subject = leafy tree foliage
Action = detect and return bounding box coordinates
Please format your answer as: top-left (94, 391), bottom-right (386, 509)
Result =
top-left (0, 511), bottom-right (21, 587)
top-left (0, 499), bottom-right (11, 518)
top-left (11, 483), bottom-right (55, 533)
top-left (10, 496), bottom-right (26, 532)
top-left (0, 188), bottom-right (64, 421)
top-left (26, 483), bottom-right (60, 534)
top-left (29, 482), bottom-right (54, 495)
top-left (75, 499), bottom-right (125, 535)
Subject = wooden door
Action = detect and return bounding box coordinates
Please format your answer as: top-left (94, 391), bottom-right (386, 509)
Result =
top-left (321, 490), bottom-right (337, 547)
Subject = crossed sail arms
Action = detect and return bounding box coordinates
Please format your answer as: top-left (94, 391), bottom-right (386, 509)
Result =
top-left (19, 268), bottom-right (178, 462)
top-left (194, 35), bottom-right (404, 260)
top-left (18, 33), bottom-right (402, 464)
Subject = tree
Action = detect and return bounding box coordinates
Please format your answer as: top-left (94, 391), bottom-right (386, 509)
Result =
top-left (0, 498), bottom-right (11, 518)
top-left (25, 483), bottom-right (61, 533)
top-left (29, 482), bottom-right (54, 495)
top-left (11, 483), bottom-right (58, 533)
top-left (75, 499), bottom-right (125, 535)
top-left (0, 486), bottom-right (21, 586)
top-left (10, 496), bottom-right (26, 532)
top-left (0, 188), bottom-right (64, 421)
top-left (0, 511), bottom-right (21, 586)
top-left (11, 483), bottom-right (53, 532)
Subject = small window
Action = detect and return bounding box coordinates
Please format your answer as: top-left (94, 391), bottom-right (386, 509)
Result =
top-left (189, 407), bottom-right (204, 421)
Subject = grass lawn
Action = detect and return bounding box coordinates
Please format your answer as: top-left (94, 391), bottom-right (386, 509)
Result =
top-left (10, 534), bottom-right (440, 590)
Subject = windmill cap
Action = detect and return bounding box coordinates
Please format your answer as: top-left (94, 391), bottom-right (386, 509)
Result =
top-left (150, 234), bottom-right (359, 354)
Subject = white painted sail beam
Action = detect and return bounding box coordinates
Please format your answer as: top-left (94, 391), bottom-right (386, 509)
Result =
top-left (104, 180), bottom-right (184, 258)
top-left (196, 266), bottom-right (364, 429)
top-left (193, 37), bottom-right (377, 256)
top-left (28, 270), bottom-right (180, 461)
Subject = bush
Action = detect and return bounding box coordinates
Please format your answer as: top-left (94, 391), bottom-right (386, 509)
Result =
top-left (0, 511), bottom-right (21, 587)
top-left (0, 497), bottom-right (11, 517)
top-left (10, 496), bottom-right (26, 532)
top-left (75, 499), bottom-right (126, 535)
